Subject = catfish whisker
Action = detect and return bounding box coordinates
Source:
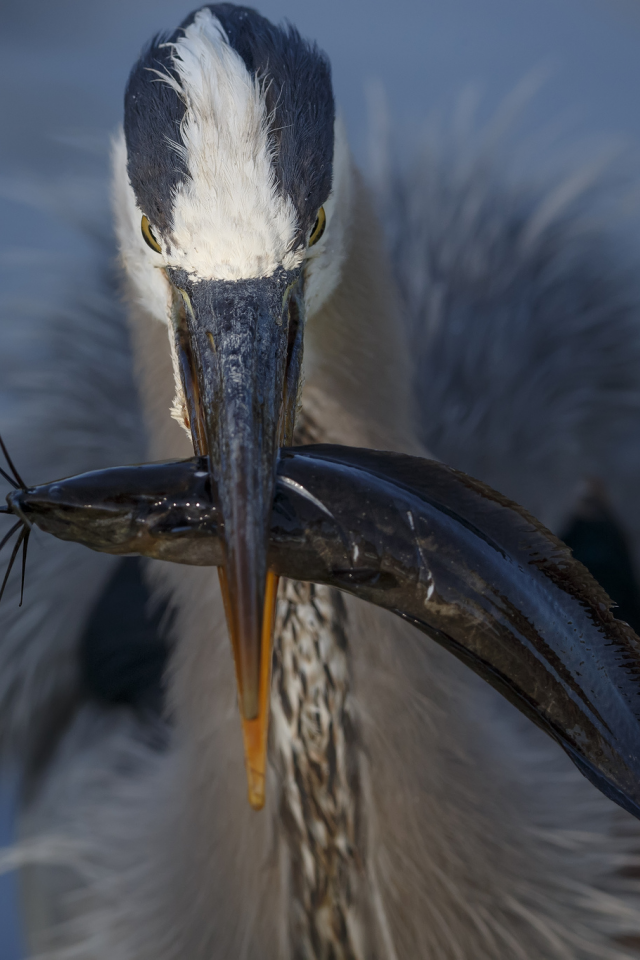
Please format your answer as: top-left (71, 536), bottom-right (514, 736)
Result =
top-left (0, 434), bottom-right (26, 490)
top-left (19, 529), bottom-right (29, 607)
top-left (0, 520), bottom-right (22, 554)
top-left (0, 526), bottom-right (26, 604)
top-left (0, 467), bottom-right (18, 490)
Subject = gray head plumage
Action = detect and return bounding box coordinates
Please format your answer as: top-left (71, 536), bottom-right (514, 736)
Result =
top-left (124, 4), bottom-right (335, 247)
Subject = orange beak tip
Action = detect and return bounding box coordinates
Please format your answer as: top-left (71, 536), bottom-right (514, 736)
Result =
top-left (219, 568), bottom-right (279, 811)
top-left (247, 768), bottom-right (266, 811)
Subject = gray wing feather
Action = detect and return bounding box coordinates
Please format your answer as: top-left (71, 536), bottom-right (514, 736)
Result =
top-left (0, 220), bottom-right (144, 762)
top-left (378, 130), bottom-right (640, 540)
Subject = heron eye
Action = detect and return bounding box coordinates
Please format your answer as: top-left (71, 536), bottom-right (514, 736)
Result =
top-left (141, 215), bottom-right (162, 254)
top-left (309, 207), bottom-right (326, 247)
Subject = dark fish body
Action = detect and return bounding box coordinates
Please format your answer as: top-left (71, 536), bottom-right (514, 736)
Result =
top-left (10, 459), bottom-right (224, 566)
top-left (8, 445), bottom-right (640, 820)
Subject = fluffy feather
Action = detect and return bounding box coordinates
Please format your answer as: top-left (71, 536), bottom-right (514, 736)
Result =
top-left (4, 93), bottom-right (640, 960)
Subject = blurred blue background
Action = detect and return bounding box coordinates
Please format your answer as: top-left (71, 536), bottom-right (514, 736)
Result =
top-left (2, 0), bottom-right (640, 954)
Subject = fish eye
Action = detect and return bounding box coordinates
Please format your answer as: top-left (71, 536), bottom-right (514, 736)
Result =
top-left (141, 215), bottom-right (162, 253)
top-left (309, 207), bottom-right (326, 247)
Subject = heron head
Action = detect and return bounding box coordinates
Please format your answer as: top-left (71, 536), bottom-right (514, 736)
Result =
top-left (115, 4), bottom-right (342, 807)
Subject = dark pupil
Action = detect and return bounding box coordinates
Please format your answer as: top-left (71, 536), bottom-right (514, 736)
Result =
top-left (312, 216), bottom-right (319, 234)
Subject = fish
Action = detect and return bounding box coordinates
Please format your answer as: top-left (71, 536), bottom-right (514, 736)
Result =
top-left (4, 443), bottom-right (640, 820)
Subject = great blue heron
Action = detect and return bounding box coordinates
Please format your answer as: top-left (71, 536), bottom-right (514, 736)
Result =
top-left (4, 4), bottom-right (640, 958)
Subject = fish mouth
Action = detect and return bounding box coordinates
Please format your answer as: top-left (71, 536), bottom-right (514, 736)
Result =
top-left (167, 266), bottom-right (305, 809)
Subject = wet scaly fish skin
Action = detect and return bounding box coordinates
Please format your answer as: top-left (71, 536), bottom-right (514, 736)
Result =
top-left (6, 443), bottom-right (640, 821)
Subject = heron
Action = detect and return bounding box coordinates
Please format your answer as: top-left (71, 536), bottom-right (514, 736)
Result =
top-left (4, 4), bottom-right (640, 958)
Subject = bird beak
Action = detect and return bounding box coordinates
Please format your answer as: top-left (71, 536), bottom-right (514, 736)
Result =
top-left (167, 267), bottom-right (305, 809)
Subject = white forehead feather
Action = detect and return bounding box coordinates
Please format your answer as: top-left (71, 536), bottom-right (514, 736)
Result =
top-left (113, 114), bottom-right (354, 327)
top-left (114, 8), bottom-right (354, 324)
top-left (156, 8), bottom-right (302, 281)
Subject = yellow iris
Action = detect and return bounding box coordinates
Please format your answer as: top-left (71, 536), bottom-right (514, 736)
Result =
top-left (141, 215), bottom-right (162, 253)
top-left (309, 207), bottom-right (326, 247)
